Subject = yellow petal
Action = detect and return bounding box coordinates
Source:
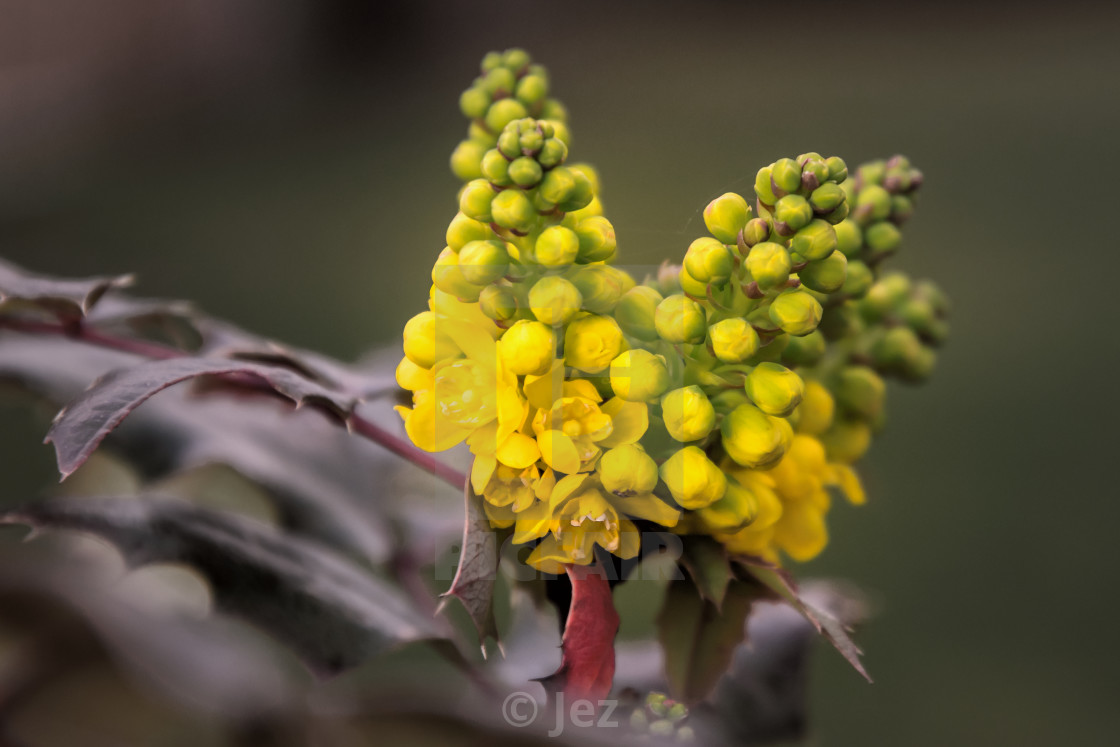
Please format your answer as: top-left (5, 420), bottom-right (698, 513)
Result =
top-left (440, 317), bottom-right (497, 366)
top-left (404, 400), bottom-right (471, 452)
top-left (829, 463), bottom-right (866, 505)
top-left (534, 468), bottom-right (557, 500)
top-left (512, 500), bottom-right (553, 544)
top-left (466, 421), bottom-right (499, 457)
top-left (471, 456), bottom-right (496, 496)
top-left (524, 360), bottom-right (565, 411)
top-left (538, 429), bottom-right (581, 474)
top-left (563, 378), bottom-right (602, 402)
top-left (549, 472), bottom-right (591, 510)
top-left (610, 493), bottom-right (681, 528)
top-left (482, 500), bottom-right (515, 529)
top-left (616, 519), bottom-right (642, 559)
top-left (395, 357), bottom-right (433, 392)
top-left (598, 398), bottom-right (649, 447)
top-left (496, 432), bottom-right (541, 469)
top-left (525, 535), bottom-right (573, 575)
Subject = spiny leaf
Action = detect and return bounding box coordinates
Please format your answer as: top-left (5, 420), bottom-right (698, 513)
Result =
top-left (0, 257), bottom-right (133, 321)
top-left (657, 577), bottom-right (760, 705)
top-left (439, 477), bottom-right (503, 649)
top-left (678, 535), bottom-right (733, 610)
top-left (46, 356), bottom-right (361, 480)
top-left (736, 555), bottom-right (871, 682)
top-left (0, 496), bottom-right (447, 677)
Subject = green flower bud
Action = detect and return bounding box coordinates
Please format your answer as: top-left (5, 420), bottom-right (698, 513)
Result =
top-left (745, 242), bottom-right (791, 290)
top-left (818, 302), bottom-right (862, 341)
top-left (694, 475), bottom-right (759, 533)
top-left (508, 157), bottom-right (543, 188)
top-left (570, 265), bottom-right (632, 314)
top-left (479, 284), bottom-right (518, 321)
top-left (568, 163), bottom-right (601, 195)
top-left (860, 272), bottom-right (911, 321)
top-left (708, 317), bottom-right (761, 363)
top-left (484, 99), bottom-right (527, 135)
top-left (659, 446), bottom-right (727, 509)
top-left (774, 195), bottom-right (815, 235)
top-left (809, 182), bottom-right (845, 214)
top-left (529, 276), bottom-right (582, 325)
top-left (459, 179), bottom-right (495, 222)
top-left (770, 158), bottom-right (802, 197)
top-left (871, 326), bottom-right (923, 371)
top-left (721, 403), bottom-right (791, 469)
top-left (481, 67), bottom-right (516, 96)
top-left (900, 297), bottom-right (947, 342)
top-left (502, 48), bottom-right (531, 71)
top-left (854, 184), bottom-right (892, 224)
top-left (574, 216), bottom-right (617, 263)
top-left (840, 259), bottom-right (874, 297)
top-left (666, 702), bottom-right (688, 723)
top-left (798, 250), bottom-right (848, 293)
top-left (614, 286), bottom-right (663, 341)
top-left (800, 158), bottom-right (830, 191)
top-left (432, 247), bottom-right (483, 301)
top-left (900, 345), bottom-right (937, 382)
top-left (834, 219), bottom-right (863, 258)
top-left (769, 290), bottom-right (823, 336)
top-left (678, 265), bottom-right (708, 298)
top-left (535, 225), bottom-right (580, 267)
top-left (610, 349), bottom-right (670, 402)
top-left (496, 128), bottom-right (521, 159)
top-left (538, 166), bottom-right (577, 207)
top-left (458, 240), bottom-right (510, 285)
top-left (557, 168), bottom-right (594, 213)
top-left (826, 156), bottom-right (848, 182)
top-left (499, 320), bottom-right (555, 376)
top-left (890, 194), bottom-right (914, 223)
top-left (459, 87), bottom-right (490, 119)
top-left (684, 237), bottom-right (734, 285)
top-left (915, 279), bottom-right (951, 317)
top-left (781, 330), bottom-right (826, 366)
top-left (742, 217), bottom-right (772, 247)
top-left (480, 149), bottom-right (511, 186)
top-left (744, 362), bottom-right (804, 417)
top-left (755, 166), bottom-right (778, 206)
top-left (480, 51), bottom-right (503, 72)
top-left (446, 212), bottom-right (491, 252)
top-left (865, 221), bottom-right (902, 253)
top-left (823, 201), bottom-right (850, 225)
top-left (655, 294), bottom-right (707, 344)
top-left (704, 192), bottom-right (752, 244)
top-left (600, 444), bottom-right (659, 496)
top-left (450, 140), bottom-right (486, 181)
top-left (519, 130), bottom-right (543, 155)
top-left (820, 418), bottom-right (871, 464)
top-left (564, 313), bottom-right (625, 373)
top-left (789, 219), bottom-right (838, 261)
top-left (537, 137), bottom-right (568, 168)
top-left (403, 310), bottom-right (458, 369)
top-left (661, 385), bottom-right (717, 442)
top-left (489, 189), bottom-right (535, 232)
top-left (858, 160), bottom-right (887, 185)
top-left (515, 74), bottom-right (548, 106)
top-left (834, 366), bottom-right (885, 420)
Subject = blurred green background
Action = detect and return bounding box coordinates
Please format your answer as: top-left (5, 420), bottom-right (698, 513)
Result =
top-left (2, 0), bottom-right (1118, 744)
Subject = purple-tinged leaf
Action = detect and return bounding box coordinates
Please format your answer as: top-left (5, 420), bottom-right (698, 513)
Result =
top-left (0, 257), bottom-right (133, 321)
top-left (439, 477), bottom-right (504, 649)
top-left (0, 497), bottom-right (448, 676)
top-left (679, 535), bottom-right (733, 610)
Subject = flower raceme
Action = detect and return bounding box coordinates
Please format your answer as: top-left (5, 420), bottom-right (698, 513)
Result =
top-left (397, 49), bottom-right (949, 571)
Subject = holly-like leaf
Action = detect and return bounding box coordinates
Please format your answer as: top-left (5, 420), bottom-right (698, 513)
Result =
top-left (736, 555), bottom-right (871, 682)
top-left (537, 563), bottom-right (619, 703)
top-left (0, 496), bottom-right (448, 676)
top-left (679, 535), bottom-right (733, 610)
top-left (657, 577), bottom-right (760, 705)
top-left (439, 477), bottom-right (503, 649)
top-left (46, 356), bottom-right (361, 480)
top-left (0, 257), bottom-right (133, 321)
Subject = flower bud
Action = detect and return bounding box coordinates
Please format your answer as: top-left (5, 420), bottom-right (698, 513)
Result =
top-left (865, 221), bottom-right (902, 253)
top-left (490, 189), bottom-right (535, 233)
top-left (499, 320), bottom-right (555, 375)
top-left (535, 225), bottom-right (580, 267)
top-left (721, 403), bottom-right (791, 469)
top-left (820, 419), bottom-right (871, 464)
top-left (480, 149), bottom-right (511, 186)
top-left (403, 310), bottom-right (458, 369)
top-left (745, 242), bottom-right (791, 290)
top-left (900, 345), bottom-right (937, 382)
top-left (458, 240), bottom-right (510, 285)
top-left (742, 217), bottom-right (772, 247)
top-left (515, 74), bottom-right (547, 106)
top-left (854, 184), bottom-right (892, 224)
top-left (661, 385), bottom-right (717, 442)
top-left (890, 194), bottom-right (914, 223)
top-left (479, 284), bottom-right (518, 321)
top-left (833, 366), bottom-right (885, 420)
top-left (655, 294), bottom-right (707, 344)
top-left (678, 265), bottom-right (708, 298)
top-left (826, 156), bottom-right (848, 182)
top-left (704, 192), bottom-right (752, 244)
top-left (840, 259), bottom-right (873, 298)
top-left (481, 67), bottom-right (515, 97)
top-left (432, 247), bottom-right (483, 300)
top-left (659, 446), bottom-right (727, 509)
top-left (769, 290), bottom-right (823, 336)
top-left (573, 216), bottom-right (617, 263)
top-left (798, 250), bottom-right (848, 293)
top-left (755, 166), bottom-right (778, 206)
top-left (818, 302), bottom-right (862, 341)
top-left (770, 158), bottom-right (802, 197)
top-left (774, 195), bottom-right (814, 234)
top-left (610, 349), bottom-right (670, 402)
top-left (484, 98), bottom-right (528, 135)
top-left (557, 169), bottom-right (594, 213)
top-left (684, 237), bottom-right (735, 284)
top-left (564, 313), bottom-right (624, 373)
top-left (809, 182), bottom-right (845, 214)
top-left (502, 47), bottom-right (531, 71)
top-left (537, 137), bottom-right (568, 168)
top-left (446, 212), bottom-right (491, 252)
top-left (833, 219), bottom-right (863, 258)
top-left (800, 158), bottom-right (830, 191)
top-left (860, 272), bottom-right (911, 321)
top-left (459, 179), bottom-right (495, 222)
top-left (796, 379), bottom-right (835, 436)
top-left (695, 475), bottom-right (758, 533)
top-left (570, 265), bottom-right (632, 314)
top-left (900, 298), bottom-right (947, 343)
top-left (789, 219), bottom-right (838, 261)
top-left (450, 140), bottom-right (486, 181)
top-left (529, 276), bottom-right (582, 325)
top-left (508, 157), bottom-right (543, 188)
top-left (708, 317), bottom-right (761, 363)
top-left (600, 444), bottom-right (659, 496)
top-left (614, 286), bottom-right (663, 341)
top-left (871, 326), bottom-right (923, 371)
top-left (459, 87), bottom-right (490, 119)
top-left (781, 329), bottom-right (825, 366)
top-left (745, 362), bottom-right (804, 417)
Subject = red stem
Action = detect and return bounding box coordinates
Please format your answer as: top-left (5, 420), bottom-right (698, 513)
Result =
top-left (541, 563), bottom-right (618, 703)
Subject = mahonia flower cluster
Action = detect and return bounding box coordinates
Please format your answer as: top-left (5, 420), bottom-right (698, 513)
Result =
top-left (397, 49), bottom-right (949, 572)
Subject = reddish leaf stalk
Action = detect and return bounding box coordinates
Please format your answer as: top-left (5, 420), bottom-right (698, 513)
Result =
top-left (540, 563), bottom-right (619, 704)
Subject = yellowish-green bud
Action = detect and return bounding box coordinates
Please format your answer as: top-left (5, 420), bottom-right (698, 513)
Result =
top-left (684, 237), bottom-right (734, 284)
top-left (865, 221), bottom-right (902, 253)
top-left (703, 192), bottom-right (752, 244)
top-left (457, 240), bottom-right (510, 285)
top-left (480, 149), bottom-right (511, 186)
top-left (600, 444), bottom-right (659, 496)
top-left (820, 419), bottom-right (871, 464)
top-left (742, 217), bottom-right (772, 247)
top-left (755, 165), bottom-right (778, 206)
top-left (610, 349), bottom-right (670, 402)
top-left (535, 225), bottom-right (580, 267)
top-left (498, 320), bottom-right (555, 376)
top-left (564, 313), bottom-right (625, 373)
top-left (774, 195), bottom-right (814, 235)
top-left (744, 362), bottom-right (804, 417)
top-left (798, 250), bottom-right (848, 293)
top-left (490, 189), bottom-right (535, 233)
top-left (655, 294), bottom-right (707, 344)
top-left (446, 212), bottom-right (490, 252)
top-left (659, 446), bottom-right (727, 509)
top-left (834, 366), bottom-right (886, 420)
top-left (570, 265), bottom-right (632, 314)
top-left (432, 247), bottom-right (483, 301)
top-left (841, 259), bottom-right (873, 297)
top-left (661, 385), bottom-right (717, 442)
top-left (574, 216), bottom-right (617, 263)
top-left (768, 290), bottom-right (823, 336)
top-left (458, 179), bottom-right (495, 222)
top-left (834, 219), bottom-right (863, 258)
top-left (809, 183), bottom-right (845, 213)
top-left (403, 310), bottom-right (457, 369)
top-left (770, 158), bottom-right (802, 197)
top-left (781, 330), bottom-right (825, 366)
top-left (721, 403), bottom-right (791, 468)
top-left (872, 325), bottom-right (924, 370)
top-left (515, 74), bottom-right (547, 106)
top-left (614, 286), bottom-right (663, 341)
top-left (507, 157), bottom-right (543, 188)
top-left (695, 475), bottom-right (758, 533)
top-left (796, 379), bottom-right (835, 436)
top-left (478, 285), bottom-right (518, 321)
top-left (450, 140), bottom-right (486, 181)
top-left (826, 156), bottom-right (848, 182)
top-left (484, 98), bottom-right (528, 135)
top-left (459, 88), bottom-right (489, 119)
top-left (708, 317), bottom-right (760, 363)
top-left (854, 184), bottom-right (892, 224)
top-left (529, 276), bottom-right (582, 326)
top-left (789, 219), bottom-right (838, 261)
top-left (678, 264), bottom-right (708, 298)
top-left (745, 242), bottom-right (791, 290)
